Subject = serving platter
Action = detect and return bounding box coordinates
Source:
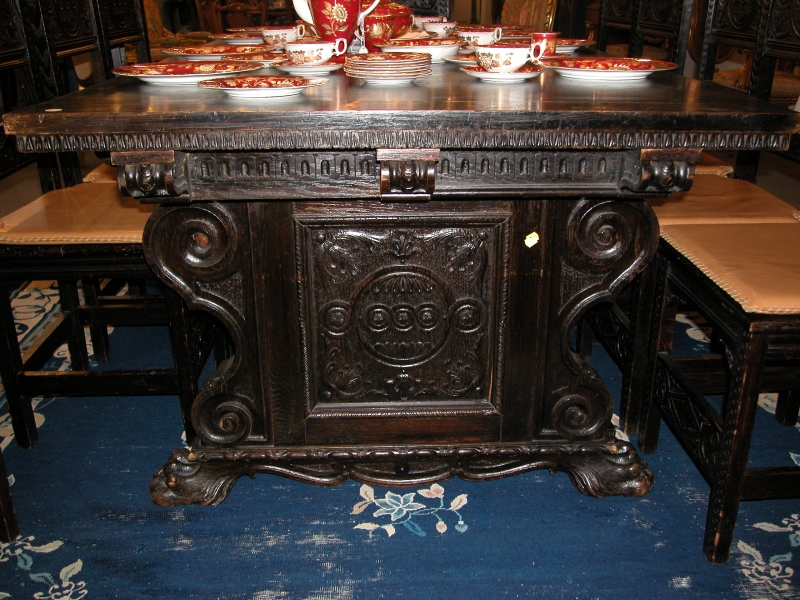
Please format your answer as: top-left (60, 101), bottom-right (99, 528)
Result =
top-left (538, 57), bottom-right (678, 80)
top-left (161, 44), bottom-right (276, 60)
top-left (111, 61), bottom-right (264, 85)
top-left (460, 64), bottom-right (542, 83)
top-left (197, 75), bottom-right (329, 97)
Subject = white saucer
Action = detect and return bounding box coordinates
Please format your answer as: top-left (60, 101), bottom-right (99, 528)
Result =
top-left (272, 61), bottom-right (344, 76)
top-left (460, 65), bottom-right (542, 83)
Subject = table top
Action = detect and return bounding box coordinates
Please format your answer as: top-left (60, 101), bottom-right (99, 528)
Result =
top-left (4, 63), bottom-right (800, 152)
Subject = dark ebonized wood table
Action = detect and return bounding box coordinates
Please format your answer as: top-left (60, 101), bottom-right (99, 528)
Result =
top-left (5, 64), bottom-right (799, 506)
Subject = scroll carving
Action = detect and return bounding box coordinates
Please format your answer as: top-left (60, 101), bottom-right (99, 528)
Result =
top-left (143, 203), bottom-right (261, 446)
top-left (545, 199), bottom-right (658, 440)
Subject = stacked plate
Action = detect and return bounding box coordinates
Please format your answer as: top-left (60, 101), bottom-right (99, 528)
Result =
top-left (344, 52), bottom-right (432, 85)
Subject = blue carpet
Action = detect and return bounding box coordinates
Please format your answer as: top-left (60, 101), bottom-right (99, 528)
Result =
top-left (1, 293), bottom-right (799, 599)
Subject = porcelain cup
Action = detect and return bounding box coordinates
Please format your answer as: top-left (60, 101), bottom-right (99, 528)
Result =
top-left (474, 43), bottom-right (535, 73)
top-left (422, 21), bottom-right (457, 37)
top-left (457, 27), bottom-right (502, 49)
top-left (284, 39), bottom-right (347, 65)
top-left (413, 14), bottom-right (445, 29)
top-left (260, 25), bottom-right (307, 45)
top-left (529, 31), bottom-right (559, 59)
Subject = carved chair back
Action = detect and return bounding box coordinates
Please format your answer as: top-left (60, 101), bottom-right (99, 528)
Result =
top-left (596, 0), bottom-right (694, 72)
top-left (214, 0), bottom-right (266, 30)
top-left (1, 0), bottom-right (82, 191)
top-left (93, 0), bottom-right (151, 67)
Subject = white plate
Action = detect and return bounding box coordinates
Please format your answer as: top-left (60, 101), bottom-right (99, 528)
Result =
top-left (376, 40), bottom-right (460, 63)
top-left (112, 61), bottom-right (265, 85)
top-left (272, 61), bottom-right (344, 76)
top-left (554, 39), bottom-right (596, 54)
top-left (460, 65), bottom-right (542, 83)
top-left (442, 53), bottom-right (477, 66)
top-left (539, 57), bottom-right (678, 81)
top-left (197, 75), bottom-right (328, 97)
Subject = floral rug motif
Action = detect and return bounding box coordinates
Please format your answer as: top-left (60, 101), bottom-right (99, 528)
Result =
top-left (1, 290), bottom-right (799, 599)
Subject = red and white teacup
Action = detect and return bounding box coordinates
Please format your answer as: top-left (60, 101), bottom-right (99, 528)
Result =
top-left (530, 31), bottom-right (559, 60)
top-left (260, 24), bottom-right (307, 46)
top-left (284, 39), bottom-right (347, 65)
top-left (475, 42), bottom-right (536, 73)
top-left (457, 27), bottom-right (502, 49)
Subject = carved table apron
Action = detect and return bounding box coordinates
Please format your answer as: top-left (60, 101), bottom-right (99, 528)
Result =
top-left (4, 69), bottom-right (798, 506)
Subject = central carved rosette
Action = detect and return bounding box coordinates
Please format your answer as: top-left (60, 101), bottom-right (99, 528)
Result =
top-left (296, 220), bottom-right (508, 406)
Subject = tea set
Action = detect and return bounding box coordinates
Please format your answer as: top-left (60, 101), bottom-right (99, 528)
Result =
top-left (112, 0), bottom-right (674, 96)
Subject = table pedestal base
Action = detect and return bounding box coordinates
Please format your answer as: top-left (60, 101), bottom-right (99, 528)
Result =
top-left (150, 441), bottom-right (653, 506)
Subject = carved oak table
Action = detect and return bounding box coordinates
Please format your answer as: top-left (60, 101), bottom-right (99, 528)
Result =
top-left (5, 66), bottom-right (798, 506)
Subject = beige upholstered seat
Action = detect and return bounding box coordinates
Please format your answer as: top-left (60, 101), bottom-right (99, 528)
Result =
top-left (0, 183), bottom-right (155, 245)
top-left (82, 163), bottom-right (118, 184)
top-left (694, 152), bottom-right (734, 176)
top-left (650, 174), bottom-right (800, 226)
top-left (660, 222), bottom-right (800, 314)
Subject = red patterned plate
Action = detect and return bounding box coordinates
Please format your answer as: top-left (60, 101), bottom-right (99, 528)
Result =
top-left (161, 44), bottom-right (276, 60)
top-left (538, 57), bottom-right (678, 80)
top-left (346, 52), bottom-right (431, 64)
top-left (197, 75), bottom-right (328, 97)
top-left (112, 61), bottom-right (265, 85)
top-left (376, 39), bottom-right (460, 63)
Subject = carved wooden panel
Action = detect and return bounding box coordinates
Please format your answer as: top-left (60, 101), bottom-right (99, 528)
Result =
top-left (39, 0), bottom-right (101, 57)
top-left (604, 0), bottom-right (635, 26)
top-left (0, 0), bottom-right (26, 69)
top-left (764, 0), bottom-right (800, 56)
top-left (394, 0), bottom-right (450, 17)
top-left (95, 0), bottom-right (143, 40)
top-left (638, 0), bottom-right (682, 36)
top-left (294, 202), bottom-right (511, 444)
top-left (710, 0), bottom-right (766, 41)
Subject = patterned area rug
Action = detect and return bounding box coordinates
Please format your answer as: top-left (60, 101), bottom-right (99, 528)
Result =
top-left (0, 286), bottom-right (798, 600)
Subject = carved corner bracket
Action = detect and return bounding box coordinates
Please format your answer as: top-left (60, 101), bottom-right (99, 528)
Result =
top-left (111, 150), bottom-right (189, 199)
top-left (621, 149), bottom-right (701, 193)
top-left (376, 148), bottom-right (440, 201)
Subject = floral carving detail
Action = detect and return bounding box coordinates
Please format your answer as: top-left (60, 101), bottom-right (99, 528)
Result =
top-left (352, 483), bottom-right (469, 537)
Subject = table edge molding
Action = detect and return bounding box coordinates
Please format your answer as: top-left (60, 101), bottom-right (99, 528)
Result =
top-left (15, 130), bottom-right (793, 153)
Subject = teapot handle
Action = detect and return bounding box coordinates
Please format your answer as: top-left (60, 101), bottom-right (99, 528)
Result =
top-left (357, 0), bottom-right (381, 26)
top-left (292, 0), bottom-right (314, 24)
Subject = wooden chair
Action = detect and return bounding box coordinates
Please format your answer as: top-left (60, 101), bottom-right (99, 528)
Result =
top-left (93, 0), bottom-right (152, 67)
top-left (636, 223), bottom-right (800, 563)
top-left (595, 0), bottom-right (692, 70)
top-left (1, 0), bottom-right (77, 192)
top-left (0, 183), bottom-right (221, 451)
top-left (214, 0), bottom-right (266, 31)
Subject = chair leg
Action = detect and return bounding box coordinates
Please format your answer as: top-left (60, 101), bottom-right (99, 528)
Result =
top-left (81, 279), bottom-right (110, 363)
top-left (619, 262), bottom-right (659, 435)
top-left (774, 390), bottom-right (800, 426)
top-left (57, 280), bottom-right (91, 371)
top-left (638, 254), bottom-right (675, 454)
top-left (0, 448), bottom-right (19, 543)
top-left (0, 282), bottom-right (38, 449)
top-left (165, 290), bottom-right (198, 443)
top-left (703, 330), bottom-right (767, 564)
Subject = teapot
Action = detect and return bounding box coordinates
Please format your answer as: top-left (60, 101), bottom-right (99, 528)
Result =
top-left (293, 0), bottom-right (381, 49)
